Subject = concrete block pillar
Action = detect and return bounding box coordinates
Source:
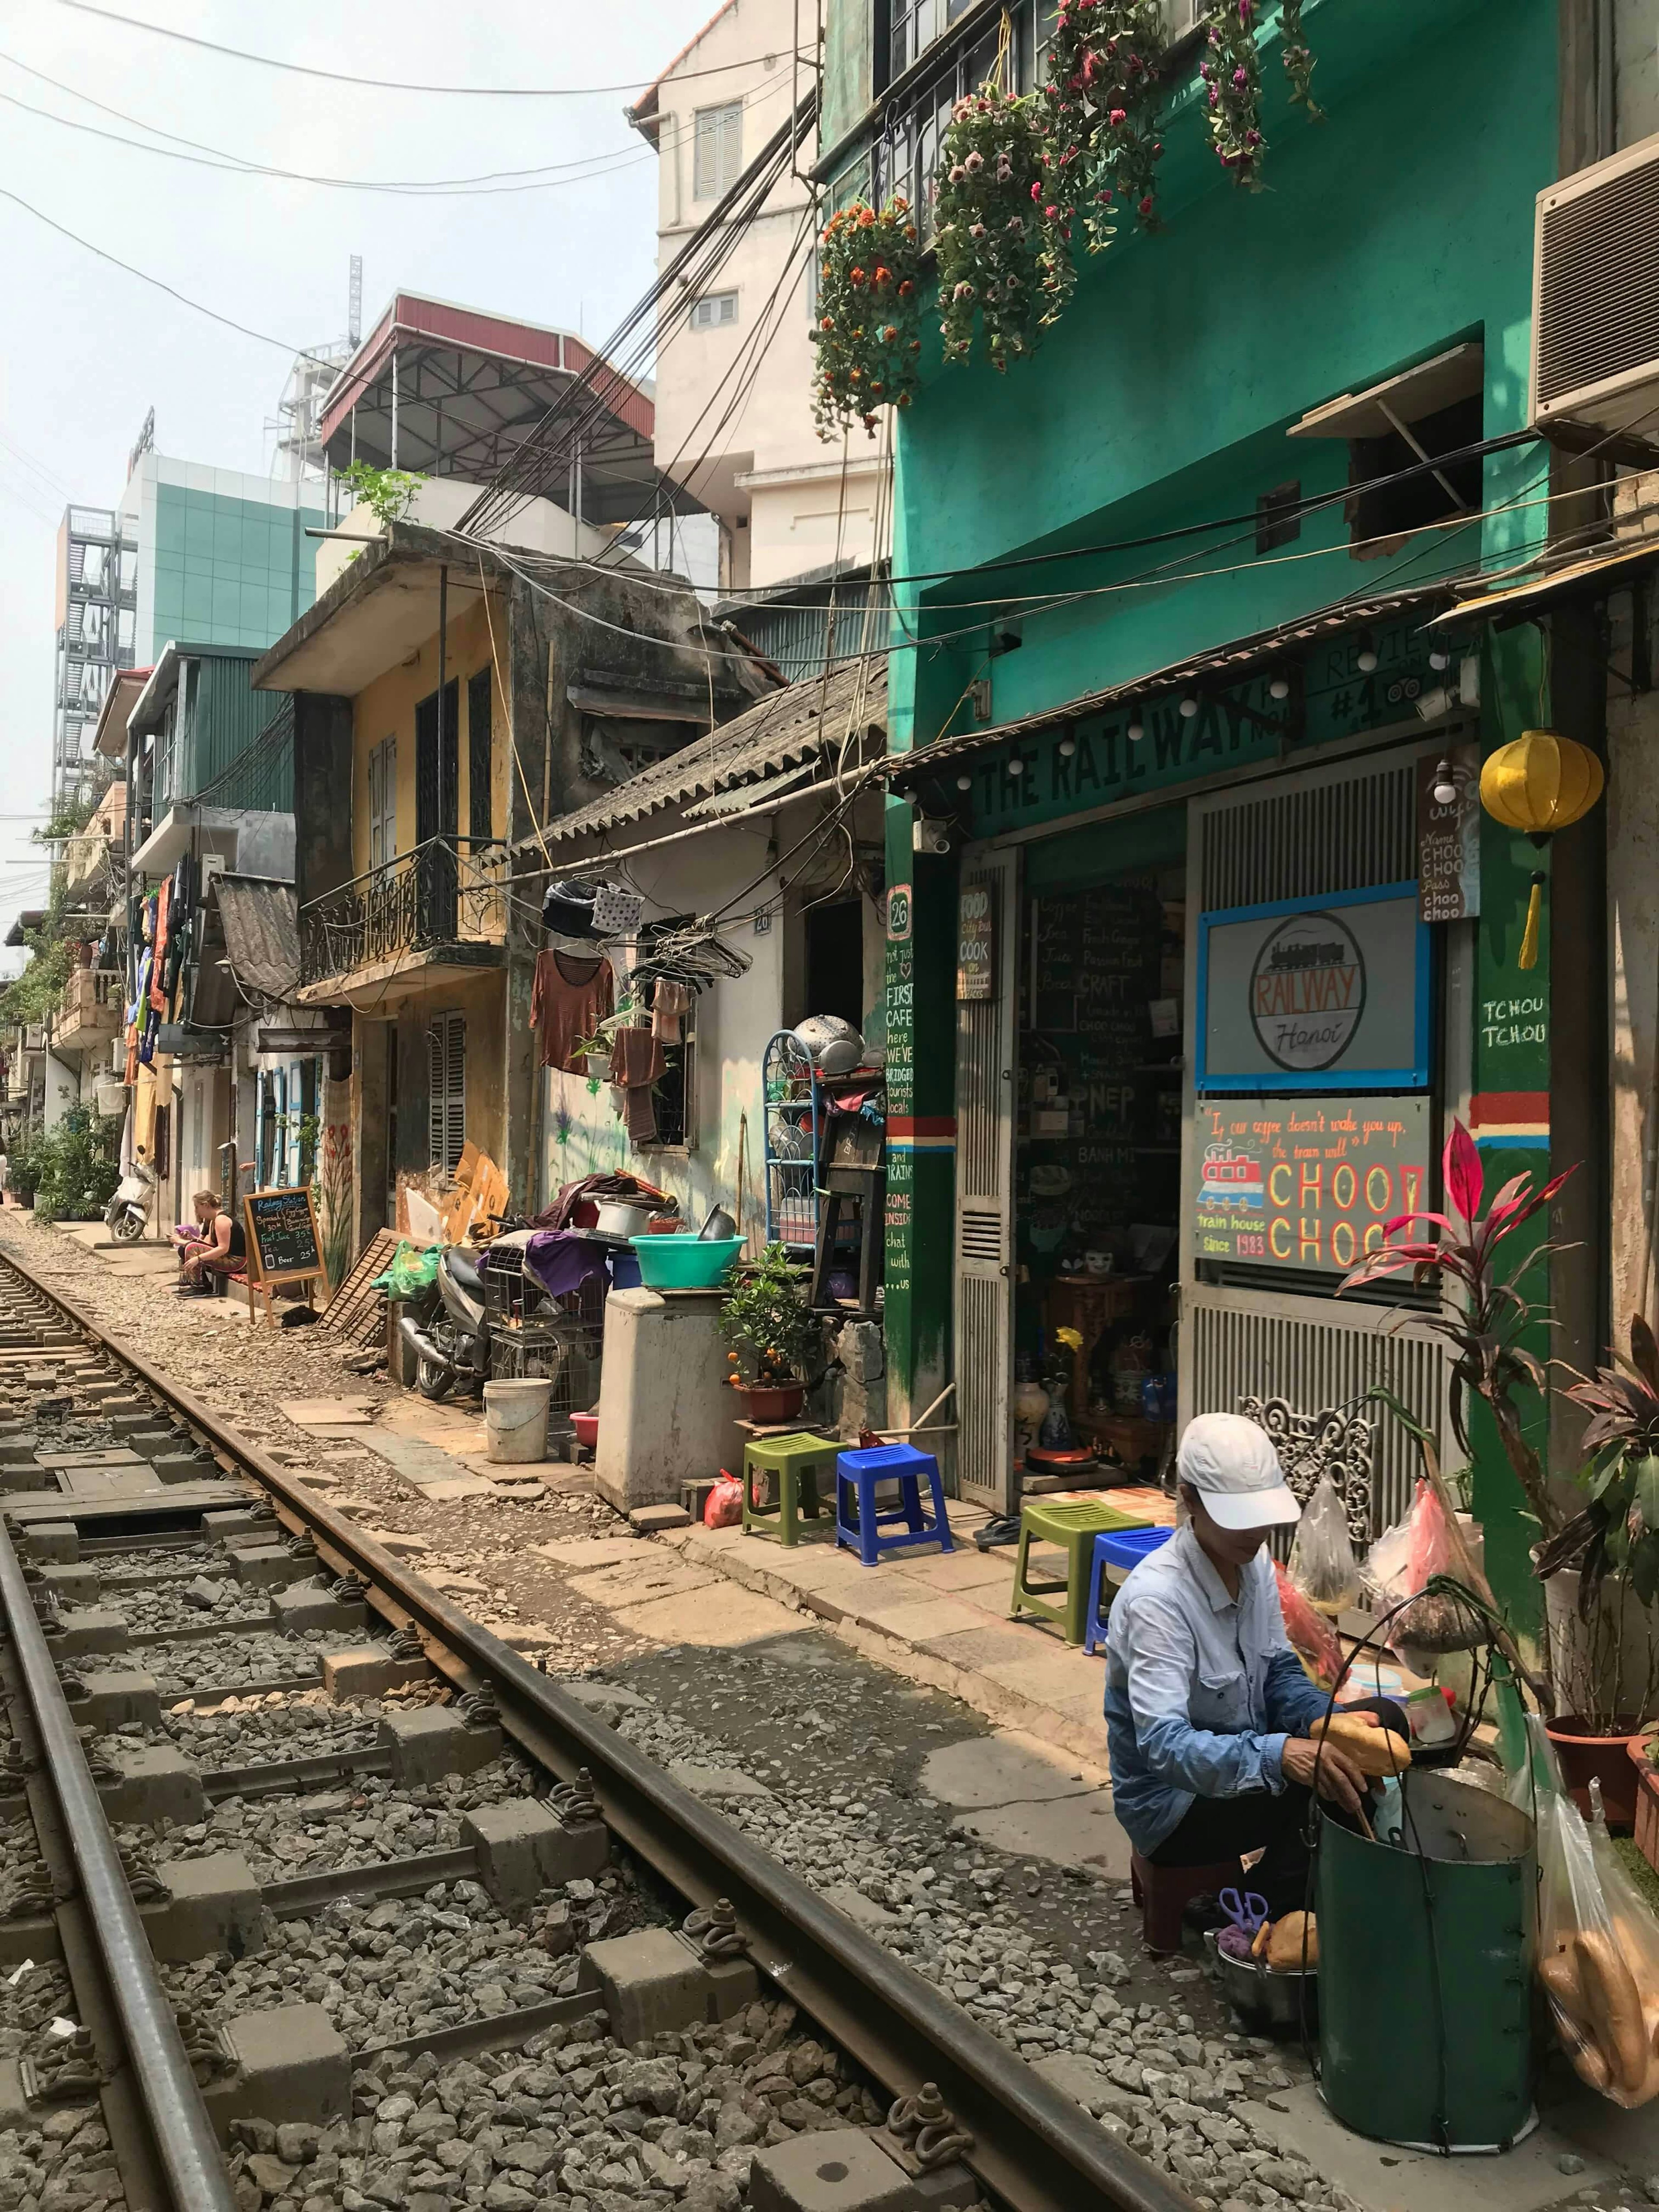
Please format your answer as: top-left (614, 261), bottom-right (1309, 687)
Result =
top-left (593, 1288), bottom-right (744, 1513)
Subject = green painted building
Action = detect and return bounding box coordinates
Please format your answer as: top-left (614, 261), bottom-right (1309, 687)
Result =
top-left (818, 0), bottom-right (1642, 1622)
top-left (120, 449), bottom-right (326, 663)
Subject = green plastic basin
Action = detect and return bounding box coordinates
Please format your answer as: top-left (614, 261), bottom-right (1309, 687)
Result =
top-left (629, 1233), bottom-right (743, 1289)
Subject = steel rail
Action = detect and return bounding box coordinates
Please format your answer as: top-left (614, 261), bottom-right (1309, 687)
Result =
top-left (0, 1519), bottom-right (236, 2212)
top-left (0, 1246), bottom-right (1196, 2212)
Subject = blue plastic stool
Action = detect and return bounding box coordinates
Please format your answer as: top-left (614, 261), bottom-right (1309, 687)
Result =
top-left (1082, 1525), bottom-right (1174, 1655)
top-left (834, 1443), bottom-right (954, 1567)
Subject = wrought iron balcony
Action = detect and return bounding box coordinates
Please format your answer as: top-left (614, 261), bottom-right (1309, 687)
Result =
top-left (299, 837), bottom-right (509, 993)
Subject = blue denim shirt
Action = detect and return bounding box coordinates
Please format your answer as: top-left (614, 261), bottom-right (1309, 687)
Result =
top-left (1103, 1519), bottom-right (1331, 1855)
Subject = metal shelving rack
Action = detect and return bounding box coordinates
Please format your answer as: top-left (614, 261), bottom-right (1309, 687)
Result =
top-left (762, 1030), bottom-right (825, 1251)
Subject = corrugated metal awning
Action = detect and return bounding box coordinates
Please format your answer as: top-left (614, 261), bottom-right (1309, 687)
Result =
top-left (880, 585), bottom-right (1456, 792)
top-left (214, 874), bottom-right (300, 1001)
top-left (544, 656), bottom-right (887, 845)
top-left (1424, 535), bottom-right (1659, 633)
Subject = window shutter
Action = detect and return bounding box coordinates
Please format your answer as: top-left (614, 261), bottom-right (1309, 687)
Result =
top-left (693, 102), bottom-right (742, 198)
top-left (427, 1013), bottom-right (466, 1177)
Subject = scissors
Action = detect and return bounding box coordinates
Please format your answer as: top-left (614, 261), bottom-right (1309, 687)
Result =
top-left (1219, 1886), bottom-right (1269, 1936)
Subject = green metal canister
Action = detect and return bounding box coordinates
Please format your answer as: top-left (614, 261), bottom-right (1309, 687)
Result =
top-left (1316, 1771), bottom-right (1536, 2151)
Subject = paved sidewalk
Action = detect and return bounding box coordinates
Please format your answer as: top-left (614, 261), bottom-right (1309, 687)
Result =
top-left (662, 1505), bottom-right (1119, 1777)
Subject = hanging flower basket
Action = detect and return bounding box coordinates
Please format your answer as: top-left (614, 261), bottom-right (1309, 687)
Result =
top-left (1040, 0), bottom-right (1168, 260)
top-left (935, 87), bottom-right (1057, 369)
top-left (811, 198), bottom-right (924, 437)
top-left (1199, 0), bottom-right (1268, 188)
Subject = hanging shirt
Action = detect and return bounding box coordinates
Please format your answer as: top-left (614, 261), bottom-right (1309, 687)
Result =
top-left (652, 977), bottom-right (690, 1044)
top-left (149, 882), bottom-right (171, 1014)
top-left (530, 948), bottom-right (614, 1071)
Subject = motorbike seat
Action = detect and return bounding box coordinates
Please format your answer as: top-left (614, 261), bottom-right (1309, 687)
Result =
top-left (445, 1247), bottom-right (485, 1296)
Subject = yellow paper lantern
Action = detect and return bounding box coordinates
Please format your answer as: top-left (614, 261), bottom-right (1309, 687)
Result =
top-left (1478, 728), bottom-right (1604, 969)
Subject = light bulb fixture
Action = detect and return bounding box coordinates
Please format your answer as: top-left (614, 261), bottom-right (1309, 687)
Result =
top-left (1179, 695), bottom-right (1200, 719)
top-left (1127, 718), bottom-right (1145, 743)
top-left (1058, 737), bottom-right (1077, 758)
top-left (1356, 645), bottom-right (1379, 674)
top-left (1005, 757), bottom-right (1024, 777)
top-left (956, 775), bottom-right (972, 791)
top-left (1429, 648), bottom-right (1450, 671)
top-left (1431, 760), bottom-right (1458, 807)
top-left (1268, 676), bottom-right (1290, 702)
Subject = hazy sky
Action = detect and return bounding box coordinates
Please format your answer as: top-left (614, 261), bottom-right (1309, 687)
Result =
top-left (0, 0), bottom-right (713, 941)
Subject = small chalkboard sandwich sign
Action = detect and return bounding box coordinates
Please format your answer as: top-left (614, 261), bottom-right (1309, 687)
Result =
top-left (242, 1185), bottom-right (323, 1324)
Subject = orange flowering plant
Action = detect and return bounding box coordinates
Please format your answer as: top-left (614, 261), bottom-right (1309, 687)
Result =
top-left (811, 197), bottom-right (924, 437)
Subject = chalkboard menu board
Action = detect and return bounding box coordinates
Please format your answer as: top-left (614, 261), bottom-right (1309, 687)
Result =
top-left (243, 1185), bottom-right (322, 1284)
top-left (1024, 885), bottom-right (1175, 1251)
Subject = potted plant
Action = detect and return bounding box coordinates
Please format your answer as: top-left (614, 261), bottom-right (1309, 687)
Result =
top-left (570, 1033), bottom-right (614, 1078)
top-left (720, 1243), bottom-right (818, 1422)
top-left (1551, 1317), bottom-right (1659, 1822)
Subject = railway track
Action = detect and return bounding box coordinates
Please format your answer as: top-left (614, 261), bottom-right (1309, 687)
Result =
top-left (0, 1241), bottom-right (1195, 2212)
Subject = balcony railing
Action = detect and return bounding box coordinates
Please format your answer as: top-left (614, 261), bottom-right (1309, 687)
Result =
top-left (299, 837), bottom-right (509, 988)
top-left (54, 969), bottom-right (121, 1049)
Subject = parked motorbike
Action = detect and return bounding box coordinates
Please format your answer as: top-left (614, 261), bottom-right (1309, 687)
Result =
top-left (400, 1242), bottom-right (494, 1399)
top-left (104, 1163), bottom-right (154, 1244)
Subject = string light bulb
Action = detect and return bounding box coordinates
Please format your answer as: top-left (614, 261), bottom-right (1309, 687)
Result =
top-left (1357, 644), bottom-right (1379, 674)
top-left (1268, 676), bottom-right (1290, 702)
top-left (1429, 648), bottom-right (1450, 672)
top-left (1179, 695), bottom-right (1200, 718)
top-left (1127, 718), bottom-right (1145, 743)
top-left (956, 775), bottom-right (972, 791)
top-left (1432, 760), bottom-right (1457, 807)
top-left (1005, 757), bottom-right (1023, 776)
top-left (1058, 737), bottom-right (1077, 758)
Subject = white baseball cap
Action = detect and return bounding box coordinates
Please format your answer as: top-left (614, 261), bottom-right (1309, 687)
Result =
top-left (1176, 1413), bottom-right (1301, 1530)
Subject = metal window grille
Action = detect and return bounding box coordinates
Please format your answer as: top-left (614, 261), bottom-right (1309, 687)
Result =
top-left (427, 1011), bottom-right (466, 1177)
top-left (693, 102), bottom-right (743, 199)
top-left (689, 291), bottom-right (739, 331)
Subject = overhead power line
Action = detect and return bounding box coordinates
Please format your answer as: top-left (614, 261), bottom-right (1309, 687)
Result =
top-left (56, 2), bottom-right (815, 98)
top-left (0, 184), bottom-right (337, 362)
top-left (0, 84), bottom-right (655, 195)
top-left (0, 48), bottom-right (794, 194)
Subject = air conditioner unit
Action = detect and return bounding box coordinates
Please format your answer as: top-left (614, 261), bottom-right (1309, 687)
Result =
top-left (1532, 133), bottom-right (1659, 461)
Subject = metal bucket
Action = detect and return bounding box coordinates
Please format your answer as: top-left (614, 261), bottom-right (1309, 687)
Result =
top-left (483, 1377), bottom-right (552, 1463)
top-left (1317, 1771), bottom-right (1535, 2152)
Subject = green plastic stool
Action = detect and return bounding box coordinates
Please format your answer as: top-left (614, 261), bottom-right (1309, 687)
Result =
top-left (1010, 1498), bottom-right (1150, 1645)
top-left (742, 1431), bottom-right (841, 1546)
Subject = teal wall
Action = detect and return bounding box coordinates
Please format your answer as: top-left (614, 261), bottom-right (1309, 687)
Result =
top-left (871, 0), bottom-right (1567, 1615)
top-left (150, 482), bottom-right (324, 656)
top-left (887, 0), bottom-right (1557, 755)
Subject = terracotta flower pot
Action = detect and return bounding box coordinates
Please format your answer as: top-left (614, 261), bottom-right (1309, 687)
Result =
top-left (738, 1381), bottom-right (805, 1424)
top-left (1630, 1736), bottom-right (1659, 1876)
top-left (1545, 1714), bottom-right (1644, 1827)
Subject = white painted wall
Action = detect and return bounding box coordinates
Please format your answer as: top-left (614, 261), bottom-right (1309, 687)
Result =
top-left (541, 796), bottom-right (887, 1239)
top-left (315, 481), bottom-right (612, 595)
top-left (645, 0), bottom-right (892, 587)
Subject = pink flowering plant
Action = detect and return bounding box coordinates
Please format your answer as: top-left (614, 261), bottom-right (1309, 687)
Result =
top-left (934, 88), bottom-right (1055, 369)
top-left (1279, 0), bottom-right (1322, 114)
top-left (1199, 0), bottom-right (1268, 186)
top-left (811, 198), bottom-right (925, 437)
top-left (1339, 1118), bottom-right (1574, 1543)
top-left (1040, 0), bottom-right (1168, 262)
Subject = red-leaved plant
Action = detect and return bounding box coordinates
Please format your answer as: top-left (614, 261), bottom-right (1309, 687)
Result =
top-left (1339, 1119), bottom-right (1573, 1541)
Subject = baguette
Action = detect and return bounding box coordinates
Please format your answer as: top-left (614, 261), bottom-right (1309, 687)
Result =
top-left (1266, 1910), bottom-right (1319, 1972)
top-left (1307, 1714), bottom-right (1412, 1778)
top-left (1575, 1929), bottom-right (1649, 2094)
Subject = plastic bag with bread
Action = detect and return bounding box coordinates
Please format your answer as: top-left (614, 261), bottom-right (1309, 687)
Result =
top-left (1523, 1723), bottom-right (1659, 2107)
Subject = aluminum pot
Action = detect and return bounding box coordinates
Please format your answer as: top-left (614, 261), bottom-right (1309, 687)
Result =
top-left (594, 1198), bottom-right (658, 1237)
top-left (1204, 1928), bottom-right (1318, 2034)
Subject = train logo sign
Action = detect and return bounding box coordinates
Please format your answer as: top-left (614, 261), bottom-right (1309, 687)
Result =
top-left (1249, 908), bottom-right (1367, 1073)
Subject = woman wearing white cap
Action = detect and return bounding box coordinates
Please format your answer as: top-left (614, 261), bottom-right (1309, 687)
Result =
top-left (1103, 1412), bottom-right (1405, 1921)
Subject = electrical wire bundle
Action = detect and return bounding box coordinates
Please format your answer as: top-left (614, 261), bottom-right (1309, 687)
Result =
top-left (460, 88), bottom-right (818, 544)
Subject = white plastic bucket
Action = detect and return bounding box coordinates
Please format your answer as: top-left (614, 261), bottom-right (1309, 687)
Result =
top-left (483, 1378), bottom-right (552, 1463)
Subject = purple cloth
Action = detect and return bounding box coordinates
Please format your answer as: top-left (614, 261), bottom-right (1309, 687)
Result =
top-left (524, 1230), bottom-right (611, 1302)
